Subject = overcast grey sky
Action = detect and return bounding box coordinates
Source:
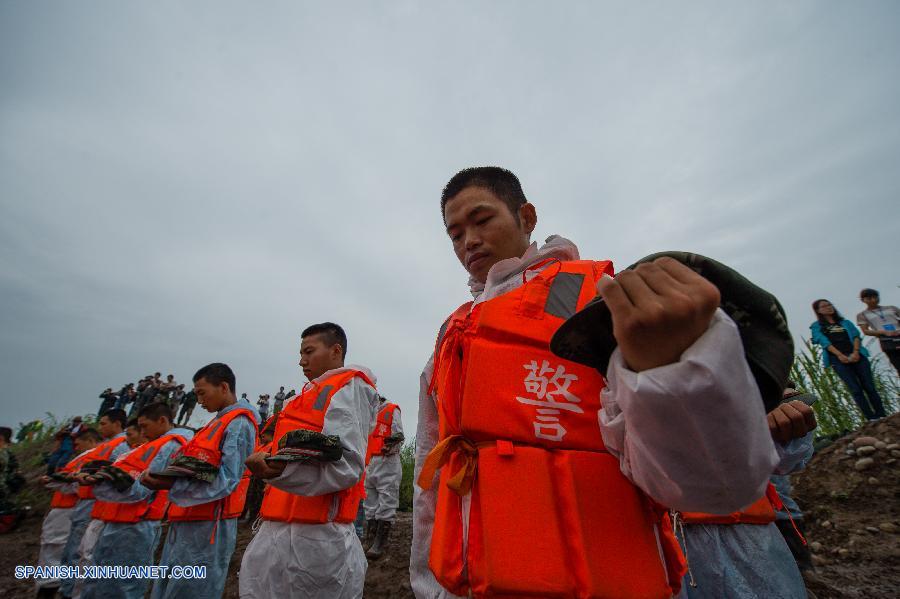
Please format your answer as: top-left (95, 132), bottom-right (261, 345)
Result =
top-left (1, 1), bottom-right (898, 432)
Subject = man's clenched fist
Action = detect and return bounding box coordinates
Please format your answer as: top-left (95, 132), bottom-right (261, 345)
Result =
top-left (596, 256), bottom-right (721, 372)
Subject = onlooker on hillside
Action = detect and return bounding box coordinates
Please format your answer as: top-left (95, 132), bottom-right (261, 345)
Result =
top-left (170, 384), bottom-right (186, 415)
top-left (857, 288), bottom-right (900, 375)
top-left (97, 388), bottom-right (118, 417)
top-left (257, 395), bottom-right (270, 422)
top-left (811, 299), bottom-right (887, 421)
top-left (273, 387), bottom-right (286, 415)
top-left (177, 388), bottom-right (198, 425)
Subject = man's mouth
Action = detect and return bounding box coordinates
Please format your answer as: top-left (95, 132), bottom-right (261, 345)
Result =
top-left (467, 252), bottom-right (489, 270)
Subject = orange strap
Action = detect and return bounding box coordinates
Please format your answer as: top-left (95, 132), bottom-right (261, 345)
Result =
top-left (416, 435), bottom-right (477, 496)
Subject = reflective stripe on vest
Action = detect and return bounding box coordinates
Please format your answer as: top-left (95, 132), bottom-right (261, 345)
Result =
top-left (421, 259), bottom-right (686, 599)
top-left (167, 407), bottom-right (258, 522)
top-left (259, 369), bottom-right (375, 524)
top-left (679, 482), bottom-right (780, 525)
top-left (365, 403), bottom-right (400, 464)
top-left (91, 433), bottom-right (187, 523)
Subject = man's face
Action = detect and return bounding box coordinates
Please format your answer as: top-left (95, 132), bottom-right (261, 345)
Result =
top-left (443, 186), bottom-right (536, 284)
top-left (125, 426), bottom-right (142, 447)
top-left (97, 416), bottom-right (120, 439)
top-left (299, 334), bottom-right (341, 381)
top-left (862, 295), bottom-right (879, 309)
top-left (137, 416), bottom-right (169, 441)
top-left (194, 377), bottom-right (229, 413)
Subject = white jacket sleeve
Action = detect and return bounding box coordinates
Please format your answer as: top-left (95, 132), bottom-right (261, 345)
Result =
top-left (598, 308), bottom-right (779, 514)
top-left (410, 356), bottom-right (466, 599)
top-left (268, 377), bottom-right (378, 495)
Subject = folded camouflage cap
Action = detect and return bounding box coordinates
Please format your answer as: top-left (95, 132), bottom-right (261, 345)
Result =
top-left (156, 456), bottom-right (220, 484)
top-left (265, 429), bottom-right (343, 464)
top-left (93, 465), bottom-right (137, 493)
top-left (549, 251), bottom-right (793, 413)
top-left (80, 459), bottom-right (112, 475)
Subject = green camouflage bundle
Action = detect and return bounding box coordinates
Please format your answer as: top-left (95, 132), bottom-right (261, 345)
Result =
top-left (266, 430), bottom-right (343, 464)
top-left (157, 456), bottom-right (220, 484)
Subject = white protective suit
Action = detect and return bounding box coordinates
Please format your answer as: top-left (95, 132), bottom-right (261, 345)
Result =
top-left (679, 433), bottom-right (814, 598)
top-left (81, 427), bottom-right (193, 599)
top-left (68, 433), bottom-right (132, 598)
top-left (239, 366), bottom-right (379, 599)
top-left (35, 502), bottom-right (73, 591)
top-left (364, 402), bottom-right (404, 521)
top-left (409, 236), bottom-right (780, 598)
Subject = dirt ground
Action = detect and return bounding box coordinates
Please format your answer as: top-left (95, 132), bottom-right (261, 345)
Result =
top-left (2, 415), bottom-right (899, 598)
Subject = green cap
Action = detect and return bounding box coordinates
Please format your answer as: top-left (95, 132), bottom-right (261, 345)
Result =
top-left (549, 251), bottom-right (793, 412)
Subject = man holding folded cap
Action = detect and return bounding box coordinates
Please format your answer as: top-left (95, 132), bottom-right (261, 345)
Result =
top-left (81, 402), bottom-right (192, 599)
top-left (411, 167), bottom-right (783, 598)
top-left (239, 322), bottom-right (378, 599)
top-left (141, 362), bottom-right (258, 599)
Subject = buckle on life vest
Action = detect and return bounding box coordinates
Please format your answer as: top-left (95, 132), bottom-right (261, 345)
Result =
top-left (495, 439), bottom-right (514, 457)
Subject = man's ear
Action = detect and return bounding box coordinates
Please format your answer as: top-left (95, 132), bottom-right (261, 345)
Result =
top-left (520, 202), bottom-right (537, 236)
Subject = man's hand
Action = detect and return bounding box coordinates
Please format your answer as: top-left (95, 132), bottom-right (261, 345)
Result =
top-left (596, 257), bottom-right (721, 372)
top-left (245, 451), bottom-right (286, 480)
top-left (768, 400), bottom-right (817, 444)
top-left (140, 472), bottom-right (175, 490)
top-left (39, 475), bottom-right (51, 485)
top-left (73, 472), bottom-right (96, 485)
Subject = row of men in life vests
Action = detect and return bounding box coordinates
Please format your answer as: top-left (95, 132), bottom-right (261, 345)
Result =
top-left (35, 341), bottom-right (404, 599)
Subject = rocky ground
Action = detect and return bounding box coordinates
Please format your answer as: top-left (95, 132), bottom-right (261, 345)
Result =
top-left (2, 414), bottom-right (898, 597)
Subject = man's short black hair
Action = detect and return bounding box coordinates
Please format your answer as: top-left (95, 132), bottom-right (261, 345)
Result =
top-left (302, 322), bottom-right (348, 358)
top-left (193, 363), bottom-right (236, 394)
top-left (138, 402), bottom-right (173, 423)
top-left (102, 409), bottom-right (127, 428)
top-left (0, 427), bottom-right (11, 443)
top-left (76, 428), bottom-right (103, 443)
top-left (440, 166), bottom-right (528, 224)
top-left (126, 418), bottom-right (139, 429)
top-left (860, 288), bottom-right (879, 299)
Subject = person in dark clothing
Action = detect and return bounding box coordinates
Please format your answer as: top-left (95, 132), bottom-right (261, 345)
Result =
top-left (45, 430), bottom-right (75, 475)
top-left (810, 299), bottom-right (886, 420)
top-left (97, 388), bottom-right (118, 417)
top-left (177, 389), bottom-right (198, 425)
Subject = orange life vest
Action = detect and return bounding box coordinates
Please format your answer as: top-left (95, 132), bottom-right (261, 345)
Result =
top-left (419, 259), bottom-right (686, 599)
top-left (167, 407), bottom-right (258, 522)
top-left (679, 482), bottom-right (781, 525)
top-left (76, 436), bottom-right (130, 501)
top-left (259, 369), bottom-right (375, 524)
top-left (365, 403), bottom-right (400, 464)
top-left (91, 432), bottom-right (187, 523)
top-left (49, 450), bottom-right (101, 509)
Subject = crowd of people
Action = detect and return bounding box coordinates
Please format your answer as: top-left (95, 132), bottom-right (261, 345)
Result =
top-left (0, 166), bottom-right (896, 599)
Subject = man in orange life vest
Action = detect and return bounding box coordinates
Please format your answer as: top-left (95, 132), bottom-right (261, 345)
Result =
top-left (141, 363), bottom-right (259, 599)
top-left (36, 427), bottom-right (103, 598)
top-left (81, 402), bottom-right (193, 599)
top-left (69, 413), bottom-right (136, 599)
top-left (57, 409), bottom-right (130, 599)
top-left (239, 322), bottom-right (379, 599)
top-left (363, 395), bottom-right (404, 560)
top-left (410, 167), bottom-right (781, 598)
